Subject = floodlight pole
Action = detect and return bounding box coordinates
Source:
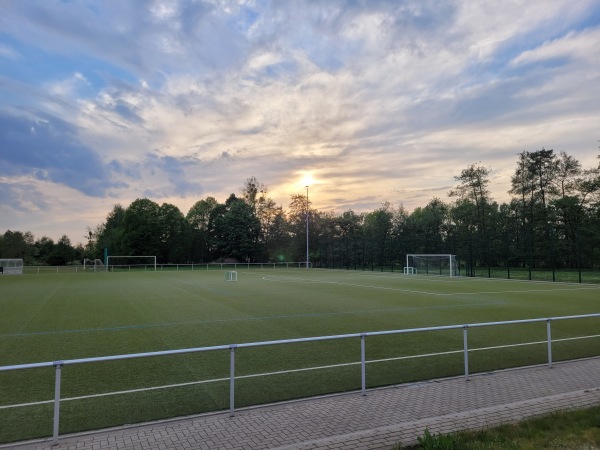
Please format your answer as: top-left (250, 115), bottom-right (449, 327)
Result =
top-left (306, 185), bottom-right (309, 269)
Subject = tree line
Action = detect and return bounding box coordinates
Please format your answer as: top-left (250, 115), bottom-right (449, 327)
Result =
top-left (2, 148), bottom-right (599, 275)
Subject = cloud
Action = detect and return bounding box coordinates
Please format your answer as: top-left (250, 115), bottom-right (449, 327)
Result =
top-left (511, 27), bottom-right (600, 69)
top-left (0, 44), bottom-right (20, 60)
top-left (0, 0), bottom-right (599, 243)
top-left (0, 110), bottom-right (119, 196)
top-left (0, 179), bottom-right (49, 214)
top-left (141, 151), bottom-right (204, 197)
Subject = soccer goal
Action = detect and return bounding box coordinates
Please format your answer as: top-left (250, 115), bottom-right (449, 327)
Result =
top-left (106, 256), bottom-right (157, 272)
top-left (405, 254), bottom-right (459, 277)
top-left (224, 271), bottom-right (238, 282)
top-left (83, 258), bottom-right (104, 272)
top-left (0, 259), bottom-right (24, 275)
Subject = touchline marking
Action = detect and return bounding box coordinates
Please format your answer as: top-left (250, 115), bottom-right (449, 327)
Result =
top-left (260, 275), bottom-right (599, 296)
top-left (0, 302), bottom-right (504, 338)
top-left (261, 275), bottom-right (454, 296)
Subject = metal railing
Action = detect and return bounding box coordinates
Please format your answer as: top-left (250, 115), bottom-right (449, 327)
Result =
top-left (1, 313), bottom-right (600, 444)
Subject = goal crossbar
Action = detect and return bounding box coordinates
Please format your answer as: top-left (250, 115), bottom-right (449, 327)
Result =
top-left (224, 271), bottom-right (238, 282)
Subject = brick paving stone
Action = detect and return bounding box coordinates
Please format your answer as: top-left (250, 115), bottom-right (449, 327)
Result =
top-left (2, 358), bottom-right (600, 450)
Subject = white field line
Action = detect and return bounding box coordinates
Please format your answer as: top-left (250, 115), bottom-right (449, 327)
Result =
top-left (3, 334), bottom-right (599, 411)
top-left (260, 275), bottom-right (600, 297)
top-left (330, 272), bottom-right (600, 290)
top-left (252, 269), bottom-right (600, 289)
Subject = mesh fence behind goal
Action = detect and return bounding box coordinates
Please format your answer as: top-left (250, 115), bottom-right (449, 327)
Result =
top-left (405, 254), bottom-right (458, 277)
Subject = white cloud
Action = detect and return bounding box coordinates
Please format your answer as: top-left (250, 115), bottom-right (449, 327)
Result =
top-left (47, 72), bottom-right (91, 97)
top-left (511, 27), bottom-right (600, 67)
top-left (0, 0), bottom-right (599, 243)
top-left (0, 44), bottom-right (19, 59)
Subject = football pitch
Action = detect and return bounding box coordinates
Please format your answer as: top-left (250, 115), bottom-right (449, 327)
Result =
top-left (1, 268), bottom-right (600, 443)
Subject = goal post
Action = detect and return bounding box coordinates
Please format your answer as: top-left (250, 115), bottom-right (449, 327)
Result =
top-left (106, 256), bottom-right (157, 272)
top-left (83, 258), bottom-right (104, 272)
top-left (224, 271), bottom-right (238, 282)
top-left (405, 254), bottom-right (459, 277)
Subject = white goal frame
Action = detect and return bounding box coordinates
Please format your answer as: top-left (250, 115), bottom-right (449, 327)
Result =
top-left (106, 256), bottom-right (157, 272)
top-left (83, 258), bottom-right (104, 272)
top-left (405, 254), bottom-right (458, 277)
top-left (224, 271), bottom-right (238, 282)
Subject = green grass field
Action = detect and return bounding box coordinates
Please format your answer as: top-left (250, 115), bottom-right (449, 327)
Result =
top-left (1, 268), bottom-right (600, 443)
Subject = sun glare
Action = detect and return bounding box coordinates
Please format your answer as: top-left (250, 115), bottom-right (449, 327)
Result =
top-left (302, 174), bottom-right (315, 187)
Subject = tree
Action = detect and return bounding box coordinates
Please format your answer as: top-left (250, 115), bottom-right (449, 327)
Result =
top-left (95, 204), bottom-right (126, 258)
top-left (46, 235), bottom-right (75, 266)
top-left (287, 193), bottom-right (311, 262)
top-left (554, 151), bottom-right (582, 198)
top-left (576, 166), bottom-right (600, 206)
top-left (34, 236), bottom-right (55, 264)
top-left (240, 176), bottom-right (285, 260)
top-left (187, 197), bottom-right (219, 262)
top-left (121, 199), bottom-right (162, 258)
top-left (509, 152), bottom-right (534, 268)
top-left (529, 148), bottom-right (559, 211)
top-left (335, 210), bottom-right (364, 269)
top-left (449, 163), bottom-right (492, 209)
top-left (157, 203), bottom-right (190, 262)
top-left (449, 163), bottom-right (494, 271)
top-left (364, 204), bottom-right (393, 270)
top-left (208, 194), bottom-right (261, 261)
top-left (241, 176), bottom-right (267, 210)
top-left (0, 230), bottom-right (34, 262)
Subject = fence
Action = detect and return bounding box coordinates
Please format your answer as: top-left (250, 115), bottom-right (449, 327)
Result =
top-left (19, 263), bottom-right (600, 283)
top-left (1, 313), bottom-right (599, 444)
top-left (22, 262), bottom-right (312, 275)
top-left (316, 260), bottom-right (600, 284)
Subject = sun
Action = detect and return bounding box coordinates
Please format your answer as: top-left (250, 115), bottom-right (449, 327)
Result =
top-left (301, 173), bottom-right (315, 187)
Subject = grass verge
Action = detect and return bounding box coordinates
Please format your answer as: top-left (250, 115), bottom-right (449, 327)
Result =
top-left (398, 406), bottom-right (600, 449)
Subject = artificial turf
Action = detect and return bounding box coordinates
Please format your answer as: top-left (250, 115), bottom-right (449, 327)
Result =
top-left (1, 268), bottom-right (599, 442)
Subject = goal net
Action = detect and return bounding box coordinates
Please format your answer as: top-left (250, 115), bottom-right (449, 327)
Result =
top-left (106, 256), bottom-right (157, 272)
top-left (405, 254), bottom-right (459, 277)
top-left (0, 258), bottom-right (24, 275)
top-left (224, 271), bottom-right (238, 282)
top-left (83, 258), bottom-right (104, 272)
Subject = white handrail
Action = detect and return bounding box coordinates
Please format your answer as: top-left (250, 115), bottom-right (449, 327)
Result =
top-left (1, 313), bottom-right (599, 444)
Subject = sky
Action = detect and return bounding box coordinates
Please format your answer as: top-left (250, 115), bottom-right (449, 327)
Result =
top-left (1, 0), bottom-right (600, 245)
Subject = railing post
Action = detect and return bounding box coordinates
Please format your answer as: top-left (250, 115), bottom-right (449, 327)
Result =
top-left (463, 325), bottom-right (469, 381)
top-left (547, 319), bottom-right (553, 368)
top-left (53, 362), bottom-right (63, 445)
top-left (229, 345), bottom-right (236, 417)
top-left (360, 333), bottom-right (366, 396)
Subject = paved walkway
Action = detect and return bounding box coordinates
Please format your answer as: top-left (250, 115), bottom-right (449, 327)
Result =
top-left (5, 358), bottom-right (600, 450)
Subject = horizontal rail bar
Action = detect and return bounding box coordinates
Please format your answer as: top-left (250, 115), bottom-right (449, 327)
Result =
top-left (1, 313), bottom-right (599, 373)
top-left (3, 332), bottom-right (600, 411)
